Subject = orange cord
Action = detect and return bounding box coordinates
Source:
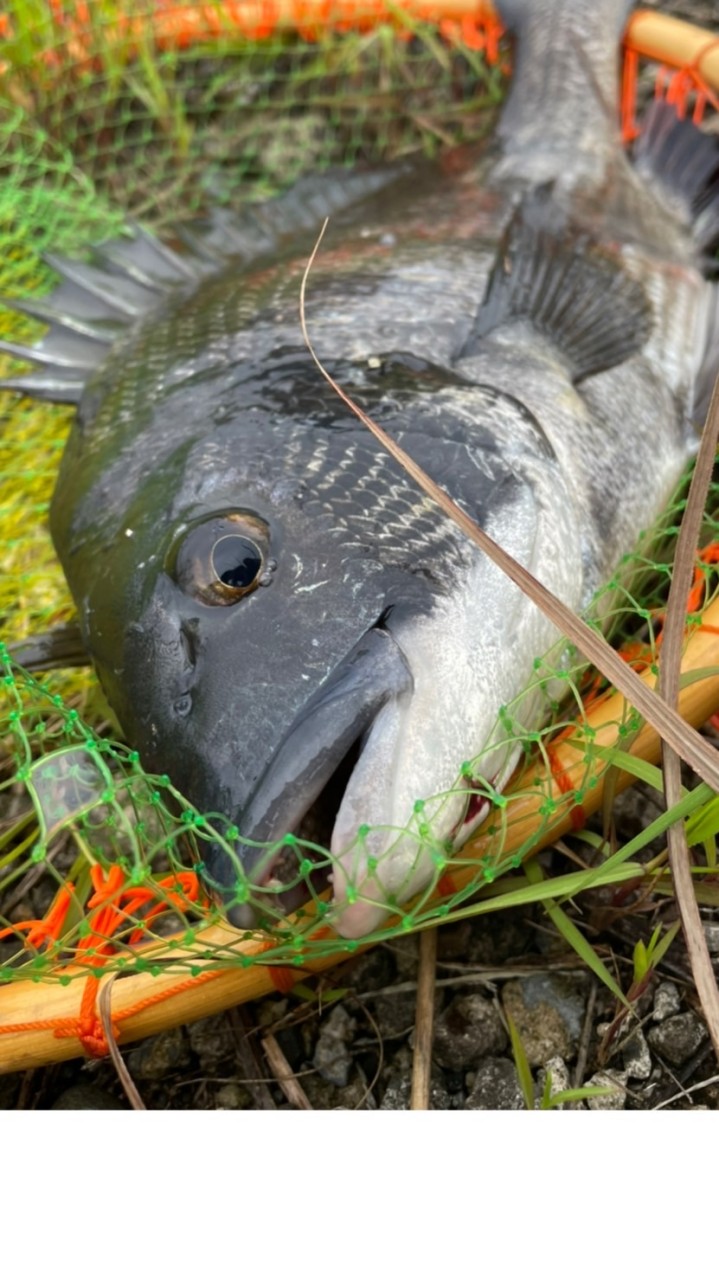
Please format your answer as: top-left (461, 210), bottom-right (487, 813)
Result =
top-left (0, 865), bottom-right (212, 1055)
top-left (621, 45), bottom-right (640, 141)
top-left (3, 2), bottom-right (506, 70)
top-left (0, 968), bottom-right (226, 1057)
top-left (439, 13), bottom-right (504, 62)
top-left (0, 883), bottom-right (75, 951)
top-left (651, 37), bottom-right (719, 122)
top-left (2, 1), bottom-right (716, 152)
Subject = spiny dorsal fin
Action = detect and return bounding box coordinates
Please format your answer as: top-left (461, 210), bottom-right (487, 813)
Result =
top-left (0, 228), bottom-right (219, 402)
top-left (460, 187), bottom-right (652, 381)
top-left (0, 165), bottom-right (403, 407)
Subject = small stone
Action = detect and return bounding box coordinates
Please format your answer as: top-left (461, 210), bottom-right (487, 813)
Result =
top-left (378, 1046), bottom-right (456, 1110)
top-left (501, 974), bottom-right (587, 1067)
top-left (302, 1073), bottom-right (349, 1108)
top-left (380, 1047), bottom-right (412, 1109)
top-left (255, 998), bottom-right (289, 1029)
top-left (585, 1070), bottom-right (627, 1110)
top-left (126, 1026), bottom-right (192, 1081)
top-left (465, 1058), bottom-right (525, 1110)
top-left (697, 1081), bottom-right (719, 1108)
top-left (432, 993), bottom-right (506, 1070)
top-left (620, 1027), bottom-right (652, 1081)
top-left (214, 1082), bottom-right (252, 1110)
top-left (428, 1079), bottom-right (456, 1110)
top-left (331, 1074), bottom-right (378, 1110)
top-left (303, 1071), bottom-right (372, 1110)
top-left (537, 1055), bottom-right (571, 1107)
top-left (652, 981), bottom-right (681, 1023)
top-left (187, 1014), bottom-right (235, 1071)
top-left (704, 923), bottom-right (719, 956)
top-left (380, 1075), bottom-right (411, 1110)
top-left (51, 1084), bottom-right (124, 1110)
top-left (369, 989), bottom-right (418, 1039)
top-left (647, 1012), bottom-right (708, 1066)
top-left (313, 1004), bottom-right (356, 1087)
top-left (342, 947), bottom-right (395, 994)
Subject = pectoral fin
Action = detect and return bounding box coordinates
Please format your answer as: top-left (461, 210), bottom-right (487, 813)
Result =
top-left (7, 622), bottom-right (90, 673)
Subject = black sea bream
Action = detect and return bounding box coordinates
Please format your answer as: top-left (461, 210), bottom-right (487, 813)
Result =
top-left (3, 0), bottom-right (719, 936)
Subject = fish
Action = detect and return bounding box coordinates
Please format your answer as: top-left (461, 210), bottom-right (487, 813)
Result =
top-left (2, 0), bottom-right (718, 939)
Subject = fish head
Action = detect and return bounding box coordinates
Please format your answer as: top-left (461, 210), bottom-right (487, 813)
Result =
top-left (113, 483), bottom-right (418, 924)
top-left (56, 365), bottom-right (486, 931)
top-left (53, 357), bottom-right (561, 939)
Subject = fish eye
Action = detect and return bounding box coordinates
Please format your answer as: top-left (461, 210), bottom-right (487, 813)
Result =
top-left (174, 513), bottom-right (269, 606)
top-left (211, 534), bottom-right (262, 591)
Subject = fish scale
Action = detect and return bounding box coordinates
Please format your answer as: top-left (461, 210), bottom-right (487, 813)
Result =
top-left (3, 0), bottom-right (719, 937)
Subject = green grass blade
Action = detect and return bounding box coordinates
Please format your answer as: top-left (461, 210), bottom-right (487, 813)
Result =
top-left (523, 859), bottom-right (626, 1003)
top-left (545, 1085), bottom-right (618, 1108)
top-left (505, 1011), bottom-right (535, 1111)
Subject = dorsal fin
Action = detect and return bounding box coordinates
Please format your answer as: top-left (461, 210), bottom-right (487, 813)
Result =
top-left (0, 165), bottom-right (402, 406)
top-left (0, 232), bottom-right (203, 403)
top-left (459, 187), bottom-right (652, 382)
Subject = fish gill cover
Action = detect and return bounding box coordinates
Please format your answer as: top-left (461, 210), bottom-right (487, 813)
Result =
top-left (1, 1), bottom-right (719, 1066)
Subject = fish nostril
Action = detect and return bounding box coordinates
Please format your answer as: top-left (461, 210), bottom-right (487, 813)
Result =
top-left (179, 620), bottom-right (199, 669)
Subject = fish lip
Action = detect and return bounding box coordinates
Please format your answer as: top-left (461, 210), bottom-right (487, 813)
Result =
top-left (203, 624), bottom-right (413, 927)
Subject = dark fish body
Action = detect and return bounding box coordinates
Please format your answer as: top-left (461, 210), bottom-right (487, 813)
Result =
top-left (4, 0), bottom-right (718, 935)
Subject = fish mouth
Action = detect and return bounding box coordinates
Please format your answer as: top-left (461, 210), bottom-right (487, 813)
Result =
top-left (203, 624), bottom-right (412, 928)
top-left (239, 735), bottom-right (365, 923)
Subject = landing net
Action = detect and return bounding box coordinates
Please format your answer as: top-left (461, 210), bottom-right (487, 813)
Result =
top-left (1, 2), bottom-right (719, 1066)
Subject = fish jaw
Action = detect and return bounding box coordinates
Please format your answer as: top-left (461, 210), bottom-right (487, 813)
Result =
top-left (203, 625), bottom-right (413, 923)
top-left (329, 490), bottom-right (584, 938)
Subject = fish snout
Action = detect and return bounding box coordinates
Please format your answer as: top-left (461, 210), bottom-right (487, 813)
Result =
top-left (201, 624), bottom-right (413, 925)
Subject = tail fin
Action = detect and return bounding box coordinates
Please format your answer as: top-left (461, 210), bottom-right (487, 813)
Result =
top-left (495, 0), bottom-right (633, 186)
top-left (630, 98), bottom-right (719, 426)
top-left (633, 99), bottom-right (719, 255)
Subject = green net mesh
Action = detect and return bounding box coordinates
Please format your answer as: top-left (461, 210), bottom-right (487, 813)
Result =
top-left (1, 3), bottom-right (718, 1004)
